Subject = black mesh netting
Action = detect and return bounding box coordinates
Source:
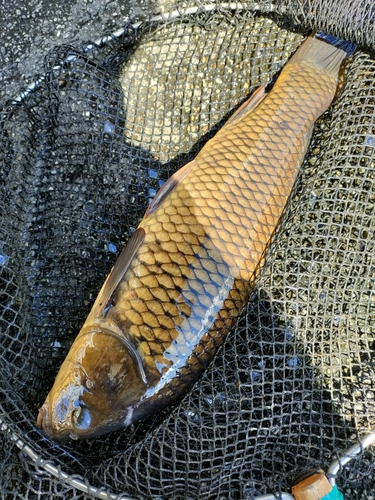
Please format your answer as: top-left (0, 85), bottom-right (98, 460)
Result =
top-left (1, 1), bottom-right (375, 499)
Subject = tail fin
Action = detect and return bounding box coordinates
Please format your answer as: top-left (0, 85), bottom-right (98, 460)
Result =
top-left (289, 32), bottom-right (356, 76)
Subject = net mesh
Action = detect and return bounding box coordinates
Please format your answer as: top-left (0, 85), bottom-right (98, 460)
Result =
top-left (1, 1), bottom-right (375, 499)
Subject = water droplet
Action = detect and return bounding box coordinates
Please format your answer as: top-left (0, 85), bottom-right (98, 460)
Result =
top-left (204, 397), bottom-right (213, 407)
top-left (103, 122), bottom-right (115, 134)
top-left (287, 356), bottom-right (299, 367)
top-left (365, 134), bottom-right (375, 147)
top-left (108, 242), bottom-right (117, 253)
top-left (0, 253), bottom-right (9, 267)
top-left (285, 328), bottom-right (294, 341)
top-left (214, 392), bottom-right (227, 404)
top-left (333, 316), bottom-right (341, 326)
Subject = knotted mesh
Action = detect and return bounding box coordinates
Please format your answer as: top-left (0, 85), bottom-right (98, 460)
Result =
top-left (0, 1), bottom-right (374, 498)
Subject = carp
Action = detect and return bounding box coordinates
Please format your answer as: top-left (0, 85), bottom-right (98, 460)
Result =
top-left (37, 33), bottom-right (355, 440)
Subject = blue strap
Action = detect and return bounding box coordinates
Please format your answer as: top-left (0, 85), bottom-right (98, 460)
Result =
top-left (321, 485), bottom-right (344, 500)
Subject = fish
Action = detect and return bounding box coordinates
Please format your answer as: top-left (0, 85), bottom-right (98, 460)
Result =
top-left (37, 33), bottom-right (355, 441)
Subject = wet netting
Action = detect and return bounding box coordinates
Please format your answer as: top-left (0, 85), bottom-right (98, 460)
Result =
top-left (1, 1), bottom-right (375, 498)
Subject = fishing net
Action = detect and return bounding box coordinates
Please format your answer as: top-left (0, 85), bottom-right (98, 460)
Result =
top-left (1, 0), bottom-right (375, 498)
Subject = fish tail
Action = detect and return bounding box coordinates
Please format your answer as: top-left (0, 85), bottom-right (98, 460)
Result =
top-left (289, 32), bottom-right (357, 76)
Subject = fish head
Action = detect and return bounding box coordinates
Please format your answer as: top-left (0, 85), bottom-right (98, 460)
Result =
top-left (37, 325), bottom-right (148, 441)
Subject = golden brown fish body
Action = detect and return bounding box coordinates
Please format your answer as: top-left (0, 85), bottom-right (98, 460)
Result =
top-left (37, 35), bottom-right (352, 440)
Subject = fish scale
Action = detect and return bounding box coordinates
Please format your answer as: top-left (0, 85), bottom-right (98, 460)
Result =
top-left (37, 34), bottom-right (355, 440)
top-left (113, 69), bottom-right (330, 385)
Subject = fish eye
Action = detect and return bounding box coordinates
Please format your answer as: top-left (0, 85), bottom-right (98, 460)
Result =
top-left (72, 406), bottom-right (91, 430)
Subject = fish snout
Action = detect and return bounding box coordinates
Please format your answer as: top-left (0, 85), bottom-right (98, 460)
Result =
top-left (37, 400), bottom-right (51, 435)
top-left (37, 397), bottom-right (78, 441)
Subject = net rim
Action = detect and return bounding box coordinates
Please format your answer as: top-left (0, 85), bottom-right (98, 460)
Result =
top-left (0, 415), bottom-right (136, 500)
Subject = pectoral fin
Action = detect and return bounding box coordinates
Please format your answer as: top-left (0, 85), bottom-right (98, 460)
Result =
top-left (91, 227), bottom-right (146, 318)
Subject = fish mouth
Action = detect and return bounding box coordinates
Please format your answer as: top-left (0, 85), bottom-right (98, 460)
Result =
top-left (37, 401), bottom-right (51, 435)
top-left (37, 398), bottom-right (66, 441)
top-left (37, 403), bottom-right (73, 442)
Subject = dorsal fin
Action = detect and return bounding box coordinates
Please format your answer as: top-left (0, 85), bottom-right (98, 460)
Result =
top-left (143, 89), bottom-right (266, 220)
top-left (223, 85), bottom-right (267, 127)
top-left (90, 227), bottom-right (146, 319)
top-left (143, 160), bottom-right (196, 218)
